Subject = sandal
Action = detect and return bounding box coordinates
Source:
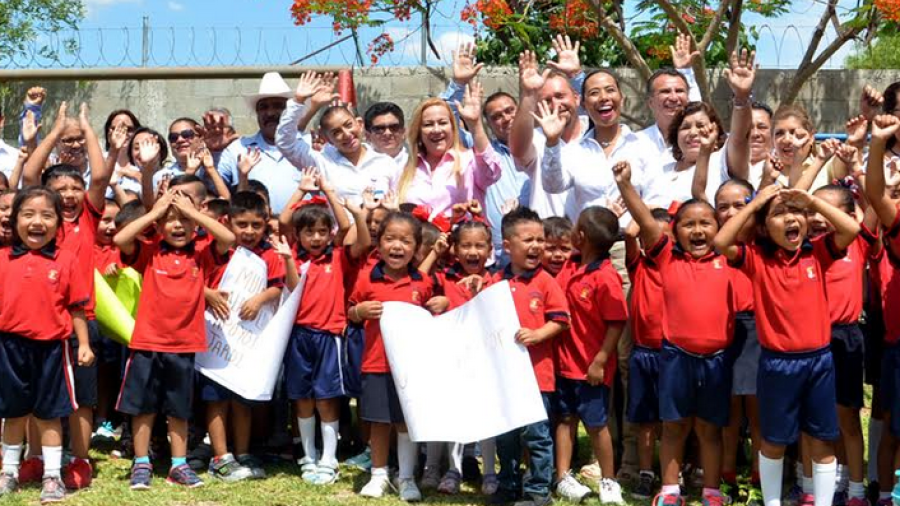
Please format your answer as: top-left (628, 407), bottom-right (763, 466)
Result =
top-left (310, 462), bottom-right (339, 485)
top-left (299, 456), bottom-right (318, 483)
top-left (437, 469), bottom-right (461, 495)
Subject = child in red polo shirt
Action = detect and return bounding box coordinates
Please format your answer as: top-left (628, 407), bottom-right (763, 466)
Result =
top-left (0, 187), bottom-right (92, 503)
top-left (277, 172), bottom-right (369, 487)
top-left (114, 189), bottom-right (235, 490)
top-left (714, 183), bottom-right (861, 506)
top-left (0, 190), bottom-right (14, 247)
top-left (201, 191), bottom-right (286, 482)
top-left (542, 216), bottom-right (575, 279)
top-left (623, 208), bottom-right (672, 500)
top-left (552, 206), bottom-right (627, 505)
top-left (615, 160), bottom-right (735, 506)
top-left (490, 206), bottom-right (569, 506)
top-left (348, 212), bottom-right (441, 501)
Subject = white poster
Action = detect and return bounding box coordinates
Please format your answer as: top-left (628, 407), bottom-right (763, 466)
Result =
top-left (381, 281), bottom-right (547, 443)
top-left (196, 247), bottom-right (307, 401)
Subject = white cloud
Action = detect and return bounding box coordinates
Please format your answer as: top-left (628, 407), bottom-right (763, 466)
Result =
top-left (381, 27), bottom-right (474, 65)
top-left (431, 30), bottom-right (475, 64)
top-left (167, 1), bottom-right (185, 11)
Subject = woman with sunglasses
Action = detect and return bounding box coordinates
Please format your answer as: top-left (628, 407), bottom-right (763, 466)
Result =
top-left (152, 118), bottom-right (229, 200)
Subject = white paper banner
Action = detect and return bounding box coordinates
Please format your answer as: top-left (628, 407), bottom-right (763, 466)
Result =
top-left (196, 247), bottom-right (307, 401)
top-left (381, 281), bottom-right (547, 443)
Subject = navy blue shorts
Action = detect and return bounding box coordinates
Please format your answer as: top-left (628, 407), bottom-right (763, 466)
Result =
top-left (359, 373), bottom-right (405, 424)
top-left (758, 346), bottom-right (839, 445)
top-left (659, 341), bottom-right (732, 427)
top-left (116, 350), bottom-right (195, 420)
top-left (552, 376), bottom-right (610, 428)
top-left (880, 343), bottom-right (900, 438)
top-left (342, 323), bottom-right (364, 398)
top-left (731, 312), bottom-right (761, 396)
top-left (199, 375), bottom-right (256, 405)
top-left (831, 323), bottom-right (865, 408)
top-left (283, 325), bottom-right (344, 400)
top-left (71, 320), bottom-right (102, 408)
top-left (626, 346), bottom-right (660, 424)
top-left (0, 333), bottom-right (77, 420)
top-left (863, 316), bottom-right (884, 386)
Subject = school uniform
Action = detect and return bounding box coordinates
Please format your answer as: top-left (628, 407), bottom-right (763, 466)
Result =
top-left (341, 250), bottom-right (380, 398)
top-left (116, 237), bottom-right (228, 420)
top-left (647, 236), bottom-right (735, 427)
top-left (730, 262), bottom-right (760, 396)
top-left (0, 242), bottom-right (88, 419)
top-left (491, 265), bottom-right (569, 500)
top-left (625, 253), bottom-right (664, 424)
top-left (871, 211), bottom-right (900, 437)
top-left (201, 241), bottom-right (285, 404)
top-left (92, 243), bottom-right (126, 366)
top-left (730, 235), bottom-right (844, 445)
top-left (284, 245), bottom-right (353, 402)
top-left (436, 263), bottom-right (492, 310)
top-left (824, 228), bottom-right (876, 409)
top-left (349, 261), bottom-right (434, 424)
top-left (553, 257), bottom-right (627, 429)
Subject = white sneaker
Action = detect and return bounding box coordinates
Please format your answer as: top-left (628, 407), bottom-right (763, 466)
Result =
top-left (398, 478), bottom-right (422, 502)
top-left (556, 472), bottom-right (592, 502)
top-left (360, 472), bottom-right (392, 498)
top-left (599, 478), bottom-right (625, 505)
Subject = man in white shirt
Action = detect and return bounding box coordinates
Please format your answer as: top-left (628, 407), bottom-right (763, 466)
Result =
top-left (0, 109), bottom-right (18, 180)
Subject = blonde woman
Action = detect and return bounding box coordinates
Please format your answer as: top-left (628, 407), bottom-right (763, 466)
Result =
top-left (393, 80), bottom-right (501, 215)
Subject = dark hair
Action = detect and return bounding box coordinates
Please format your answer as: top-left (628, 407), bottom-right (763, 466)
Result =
top-left (451, 220), bottom-right (491, 246)
top-left (11, 187), bottom-right (62, 247)
top-left (577, 206), bottom-right (619, 254)
top-left (319, 105), bottom-right (356, 131)
top-left (884, 81), bottom-right (900, 150)
top-left (420, 222), bottom-right (440, 250)
top-left (581, 69), bottom-right (620, 99)
top-left (41, 164), bottom-right (85, 188)
top-left (646, 68), bottom-right (689, 96)
top-left (399, 203), bottom-right (417, 213)
top-left (206, 198), bottom-right (231, 219)
top-left (364, 102), bottom-right (405, 130)
top-left (246, 180), bottom-right (270, 205)
top-left (484, 91), bottom-right (517, 113)
top-left (501, 206), bottom-right (542, 240)
top-left (668, 102), bottom-right (727, 162)
top-left (170, 174), bottom-right (208, 202)
top-left (673, 198), bottom-right (716, 228)
top-left (751, 101), bottom-right (774, 119)
top-left (293, 202), bottom-right (334, 233)
top-left (103, 109), bottom-right (141, 151)
top-left (0, 171), bottom-right (8, 190)
top-left (229, 191), bottom-right (268, 219)
top-left (115, 200), bottom-right (146, 229)
top-left (127, 127), bottom-right (169, 166)
top-left (543, 216), bottom-right (574, 240)
top-left (377, 211), bottom-right (422, 249)
top-left (0, 189), bottom-right (16, 199)
top-left (168, 117), bottom-right (200, 132)
top-left (651, 207), bottom-right (673, 222)
top-left (714, 178), bottom-right (755, 204)
top-left (104, 198), bottom-right (120, 210)
top-left (814, 184), bottom-right (855, 214)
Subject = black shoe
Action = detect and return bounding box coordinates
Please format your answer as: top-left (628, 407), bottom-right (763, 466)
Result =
top-left (462, 455), bottom-right (482, 482)
top-left (514, 494), bottom-right (553, 506)
top-left (489, 488), bottom-right (521, 505)
top-left (867, 481), bottom-right (880, 506)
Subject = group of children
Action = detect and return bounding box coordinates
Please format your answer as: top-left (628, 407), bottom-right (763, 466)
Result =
top-left (0, 74), bottom-right (899, 506)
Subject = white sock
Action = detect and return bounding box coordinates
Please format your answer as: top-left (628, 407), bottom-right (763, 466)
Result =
top-left (1, 444), bottom-right (23, 478)
top-left (42, 446), bottom-right (63, 478)
top-left (397, 432), bottom-right (417, 481)
top-left (481, 438), bottom-right (496, 476)
top-left (448, 442), bottom-right (463, 473)
top-left (759, 453), bottom-right (784, 506)
top-left (320, 421), bottom-right (339, 467)
top-left (837, 464), bottom-right (849, 492)
top-left (425, 442), bottom-right (443, 469)
top-left (371, 466), bottom-right (388, 477)
top-left (813, 460), bottom-right (837, 506)
top-left (868, 419), bottom-right (883, 483)
top-left (297, 416), bottom-right (317, 462)
top-left (849, 480), bottom-right (866, 499)
top-left (796, 461), bottom-right (805, 481)
top-left (802, 474), bottom-right (814, 495)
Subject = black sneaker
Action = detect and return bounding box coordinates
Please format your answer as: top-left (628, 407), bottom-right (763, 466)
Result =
top-left (462, 455), bottom-right (482, 482)
top-left (489, 488), bottom-right (521, 505)
top-left (633, 471), bottom-right (655, 499)
top-left (514, 494), bottom-right (553, 506)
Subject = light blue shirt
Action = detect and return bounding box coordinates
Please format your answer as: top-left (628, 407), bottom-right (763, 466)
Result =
top-left (218, 131), bottom-right (302, 214)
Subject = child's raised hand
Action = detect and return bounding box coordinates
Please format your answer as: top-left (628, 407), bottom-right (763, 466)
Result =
top-left (755, 182), bottom-right (781, 204)
top-left (612, 161), bottom-right (632, 184)
top-left (468, 199), bottom-right (483, 216)
top-left (354, 301), bottom-right (383, 320)
top-left (137, 137), bottom-right (161, 166)
top-left (606, 196), bottom-right (626, 218)
top-left (451, 202), bottom-right (469, 222)
top-left (458, 274), bottom-right (485, 295)
top-left (171, 191), bottom-right (195, 213)
top-left (238, 147), bottom-right (262, 177)
top-left (382, 190), bottom-right (400, 211)
top-left (272, 235), bottom-right (293, 259)
top-left (501, 198), bottom-right (519, 215)
top-left (860, 85), bottom-right (884, 121)
top-left (779, 188), bottom-right (814, 209)
top-left (316, 171), bottom-right (335, 193)
top-left (815, 138), bottom-right (840, 162)
top-left (872, 114), bottom-right (900, 141)
top-left (845, 115), bottom-right (868, 147)
top-left (425, 296), bottom-right (450, 315)
top-left (434, 233), bottom-right (450, 257)
top-left (835, 143), bottom-right (859, 165)
top-left (153, 189), bottom-right (176, 214)
top-left (298, 167), bottom-right (319, 193)
top-left (104, 262), bottom-right (119, 277)
top-left (362, 187), bottom-right (379, 210)
top-left (343, 198), bottom-right (365, 217)
top-left (78, 344), bottom-right (96, 367)
top-left (205, 288), bottom-right (230, 321)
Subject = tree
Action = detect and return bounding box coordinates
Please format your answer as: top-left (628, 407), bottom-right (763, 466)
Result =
top-left (845, 2), bottom-right (900, 69)
top-left (0, 0), bottom-right (84, 59)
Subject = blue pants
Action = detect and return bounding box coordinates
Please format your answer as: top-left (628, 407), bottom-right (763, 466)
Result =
top-left (495, 393), bottom-right (553, 498)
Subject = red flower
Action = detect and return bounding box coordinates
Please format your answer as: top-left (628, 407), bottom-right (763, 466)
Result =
top-left (875, 0), bottom-right (900, 21)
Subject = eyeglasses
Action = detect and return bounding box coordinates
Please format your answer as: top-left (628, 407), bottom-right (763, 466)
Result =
top-left (111, 125), bottom-right (135, 133)
top-left (369, 123), bottom-right (403, 135)
top-left (168, 129), bottom-right (197, 143)
top-left (60, 137), bottom-right (86, 146)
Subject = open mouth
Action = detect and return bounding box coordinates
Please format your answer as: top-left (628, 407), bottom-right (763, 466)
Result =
top-left (170, 230), bottom-right (188, 240)
top-left (462, 257), bottom-right (482, 271)
top-left (689, 237), bottom-right (708, 252)
top-left (808, 222), bottom-right (828, 238)
top-left (784, 226), bottom-right (801, 243)
top-left (596, 104), bottom-right (615, 122)
top-left (25, 227), bottom-right (47, 244)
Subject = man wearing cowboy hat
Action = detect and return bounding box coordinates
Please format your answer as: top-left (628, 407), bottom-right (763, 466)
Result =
top-left (218, 72), bottom-right (304, 214)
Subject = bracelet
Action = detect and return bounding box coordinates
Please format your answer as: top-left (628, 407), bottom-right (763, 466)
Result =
top-left (732, 94), bottom-right (753, 108)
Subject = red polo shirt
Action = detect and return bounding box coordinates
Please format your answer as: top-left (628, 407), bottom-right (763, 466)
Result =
top-left (93, 244), bottom-right (122, 273)
top-left (626, 254), bottom-right (664, 350)
top-left (492, 266), bottom-right (570, 392)
top-left (557, 258), bottom-right (627, 386)
top-left (58, 199), bottom-right (102, 320)
top-left (647, 236), bottom-right (735, 355)
top-left (731, 234), bottom-right (844, 352)
top-left (0, 243), bottom-right (89, 341)
top-left (296, 245), bottom-right (355, 335)
top-left (436, 264), bottom-right (493, 310)
top-left (349, 262), bottom-right (434, 374)
top-left (871, 248), bottom-right (900, 345)
top-left (824, 227), bottom-right (875, 324)
top-left (124, 238), bottom-right (228, 353)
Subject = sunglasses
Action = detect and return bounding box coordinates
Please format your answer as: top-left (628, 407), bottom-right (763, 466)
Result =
top-left (369, 123), bottom-right (402, 135)
top-left (168, 129), bottom-right (197, 143)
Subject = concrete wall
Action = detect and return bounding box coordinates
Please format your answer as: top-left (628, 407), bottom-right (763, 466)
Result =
top-left (2, 66), bottom-right (900, 144)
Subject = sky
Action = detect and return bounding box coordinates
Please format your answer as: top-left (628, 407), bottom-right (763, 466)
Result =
top-left (7, 0), bottom-right (865, 69)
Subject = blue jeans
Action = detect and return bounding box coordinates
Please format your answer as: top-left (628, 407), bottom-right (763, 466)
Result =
top-left (495, 393), bottom-right (553, 498)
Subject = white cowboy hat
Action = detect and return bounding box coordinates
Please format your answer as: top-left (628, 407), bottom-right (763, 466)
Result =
top-left (245, 72), bottom-right (293, 111)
